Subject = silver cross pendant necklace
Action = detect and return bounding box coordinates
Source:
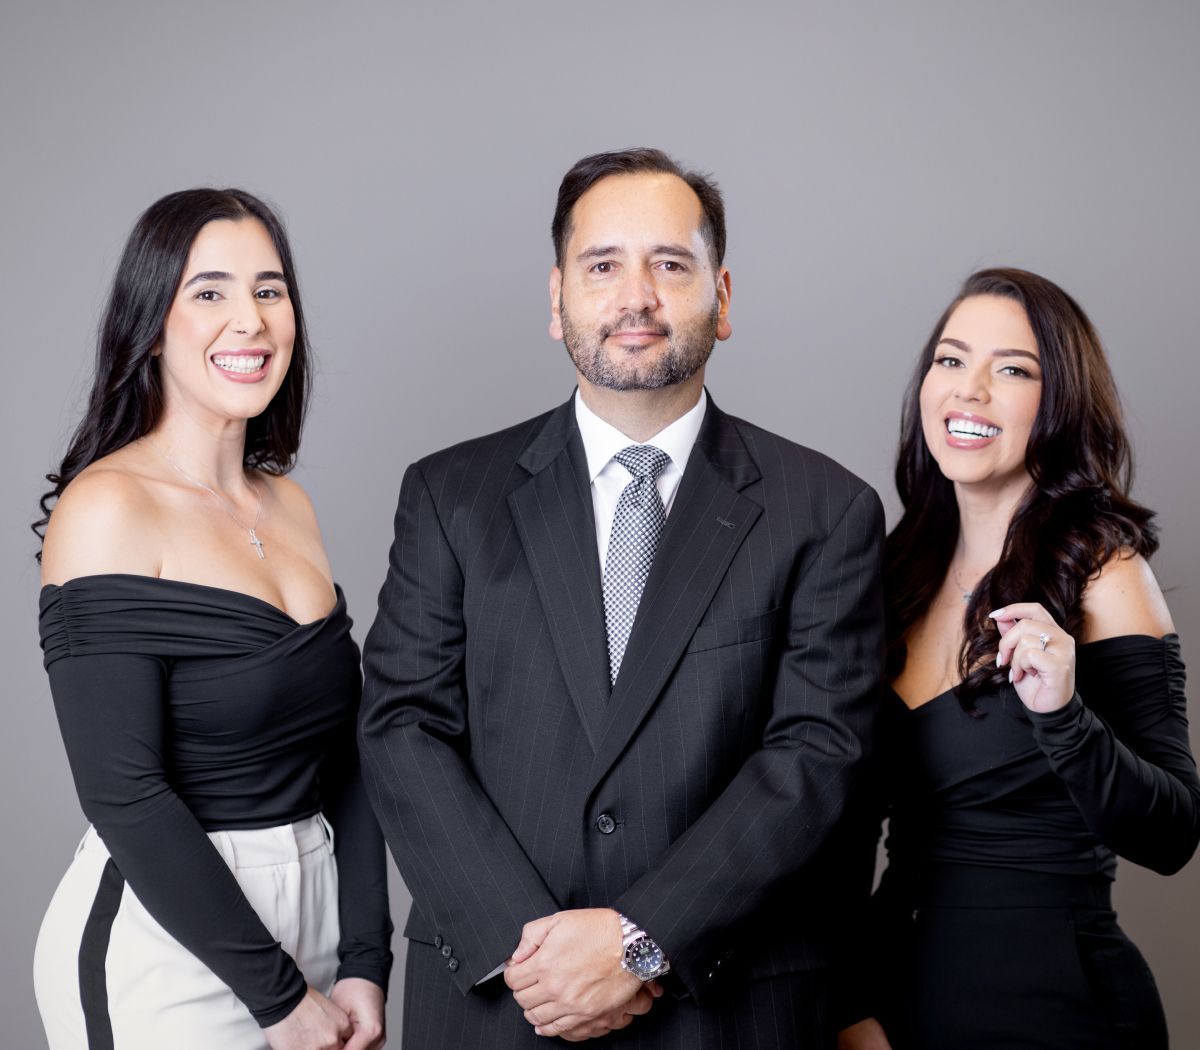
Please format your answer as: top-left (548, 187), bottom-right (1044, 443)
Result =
top-left (147, 440), bottom-right (267, 559)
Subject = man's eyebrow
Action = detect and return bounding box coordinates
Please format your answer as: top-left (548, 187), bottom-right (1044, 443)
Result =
top-left (938, 337), bottom-right (1039, 362)
top-left (182, 269), bottom-right (286, 288)
top-left (649, 244), bottom-right (696, 259)
top-left (576, 246), bottom-right (621, 263)
top-left (575, 244), bottom-right (698, 263)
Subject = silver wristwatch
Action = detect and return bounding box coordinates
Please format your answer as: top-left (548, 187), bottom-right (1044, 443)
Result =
top-left (618, 912), bottom-right (671, 981)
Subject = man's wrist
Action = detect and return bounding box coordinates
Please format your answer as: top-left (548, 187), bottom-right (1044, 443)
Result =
top-left (616, 912), bottom-right (671, 980)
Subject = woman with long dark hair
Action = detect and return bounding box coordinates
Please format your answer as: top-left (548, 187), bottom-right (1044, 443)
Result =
top-left (838, 269), bottom-right (1200, 1049)
top-left (34, 189), bottom-right (391, 1050)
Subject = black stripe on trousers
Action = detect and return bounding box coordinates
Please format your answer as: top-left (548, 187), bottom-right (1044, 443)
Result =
top-left (78, 859), bottom-right (124, 1050)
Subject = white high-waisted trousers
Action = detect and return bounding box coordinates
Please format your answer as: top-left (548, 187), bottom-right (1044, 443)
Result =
top-left (34, 815), bottom-right (340, 1050)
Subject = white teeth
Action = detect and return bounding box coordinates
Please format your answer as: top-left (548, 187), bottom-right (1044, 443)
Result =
top-left (213, 355), bottom-right (266, 374)
top-left (946, 419), bottom-right (1001, 438)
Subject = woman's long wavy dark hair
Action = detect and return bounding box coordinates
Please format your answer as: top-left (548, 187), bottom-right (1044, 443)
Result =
top-left (886, 268), bottom-right (1158, 708)
top-left (34, 188), bottom-right (311, 555)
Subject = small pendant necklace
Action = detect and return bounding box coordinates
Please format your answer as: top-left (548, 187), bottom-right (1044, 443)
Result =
top-left (952, 564), bottom-right (974, 603)
top-left (148, 440), bottom-right (267, 559)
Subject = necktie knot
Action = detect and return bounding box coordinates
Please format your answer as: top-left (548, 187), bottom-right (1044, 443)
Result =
top-left (614, 445), bottom-right (671, 481)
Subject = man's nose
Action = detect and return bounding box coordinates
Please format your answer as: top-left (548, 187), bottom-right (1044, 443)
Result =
top-left (617, 265), bottom-right (659, 313)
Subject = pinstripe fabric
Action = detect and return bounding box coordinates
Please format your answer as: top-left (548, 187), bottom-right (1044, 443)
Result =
top-left (360, 394), bottom-right (885, 1046)
top-left (401, 938), bottom-right (835, 1049)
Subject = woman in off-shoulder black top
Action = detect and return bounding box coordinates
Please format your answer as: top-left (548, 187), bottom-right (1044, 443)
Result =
top-left (863, 635), bottom-right (1198, 1049)
top-left (837, 270), bottom-right (1200, 1050)
top-left (33, 190), bottom-right (391, 1050)
top-left (38, 577), bottom-right (392, 1026)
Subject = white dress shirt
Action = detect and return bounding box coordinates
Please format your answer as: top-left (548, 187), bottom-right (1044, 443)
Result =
top-left (574, 388), bottom-right (707, 570)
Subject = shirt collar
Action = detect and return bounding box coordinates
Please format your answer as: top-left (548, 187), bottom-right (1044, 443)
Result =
top-left (573, 387), bottom-right (708, 483)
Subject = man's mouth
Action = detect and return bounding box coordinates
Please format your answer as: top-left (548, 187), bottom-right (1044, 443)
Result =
top-left (606, 327), bottom-right (668, 344)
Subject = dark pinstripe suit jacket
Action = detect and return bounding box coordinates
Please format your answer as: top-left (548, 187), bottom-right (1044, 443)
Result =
top-left (359, 394), bottom-right (885, 1038)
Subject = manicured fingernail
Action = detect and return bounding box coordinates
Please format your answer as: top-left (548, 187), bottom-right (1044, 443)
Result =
top-left (988, 609), bottom-right (1003, 619)
top-left (1008, 669), bottom-right (1014, 683)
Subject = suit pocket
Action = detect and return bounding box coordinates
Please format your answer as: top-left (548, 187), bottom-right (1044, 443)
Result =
top-left (686, 608), bottom-right (781, 654)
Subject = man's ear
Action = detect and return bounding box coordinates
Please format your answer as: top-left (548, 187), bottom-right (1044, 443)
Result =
top-left (715, 267), bottom-right (733, 342)
top-left (548, 267), bottom-right (563, 341)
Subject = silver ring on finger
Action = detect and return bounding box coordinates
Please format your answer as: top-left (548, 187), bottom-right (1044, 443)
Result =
top-left (1038, 632), bottom-right (1050, 651)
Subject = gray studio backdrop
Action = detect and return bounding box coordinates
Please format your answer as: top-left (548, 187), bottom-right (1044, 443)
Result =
top-left (3, 1), bottom-right (1197, 1045)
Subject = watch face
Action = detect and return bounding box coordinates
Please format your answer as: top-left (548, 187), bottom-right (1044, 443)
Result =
top-left (627, 938), bottom-right (664, 977)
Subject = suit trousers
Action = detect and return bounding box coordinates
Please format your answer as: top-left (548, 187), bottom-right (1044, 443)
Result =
top-left (34, 816), bottom-right (340, 1050)
top-left (402, 938), bottom-right (835, 1050)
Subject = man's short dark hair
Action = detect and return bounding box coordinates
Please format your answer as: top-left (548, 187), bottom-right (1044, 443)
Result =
top-left (551, 147), bottom-right (726, 270)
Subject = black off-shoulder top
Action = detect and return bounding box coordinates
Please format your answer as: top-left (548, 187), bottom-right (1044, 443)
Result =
top-left (881, 634), bottom-right (1200, 886)
top-left (837, 634), bottom-right (1200, 1029)
top-left (39, 574), bottom-right (393, 1027)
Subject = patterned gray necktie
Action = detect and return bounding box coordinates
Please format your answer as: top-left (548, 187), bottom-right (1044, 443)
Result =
top-left (603, 445), bottom-right (671, 685)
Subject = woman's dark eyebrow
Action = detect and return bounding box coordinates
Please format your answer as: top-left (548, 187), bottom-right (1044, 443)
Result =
top-left (183, 269), bottom-right (285, 287)
top-left (938, 337), bottom-right (1038, 361)
top-left (183, 270), bottom-right (233, 287)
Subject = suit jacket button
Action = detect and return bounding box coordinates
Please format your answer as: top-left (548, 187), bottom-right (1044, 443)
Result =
top-left (595, 813), bottom-right (617, 835)
top-left (447, 957), bottom-right (460, 972)
top-left (441, 944), bottom-right (453, 958)
top-left (434, 935), bottom-right (443, 949)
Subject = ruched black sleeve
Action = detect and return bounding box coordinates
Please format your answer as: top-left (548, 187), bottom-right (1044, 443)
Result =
top-left (318, 702), bottom-right (395, 987)
top-left (45, 650), bottom-right (308, 1027)
top-left (1029, 633), bottom-right (1200, 875)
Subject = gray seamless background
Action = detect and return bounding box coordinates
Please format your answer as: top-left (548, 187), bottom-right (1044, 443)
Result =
top-left (3, 1), bottom-right (1197, 1045)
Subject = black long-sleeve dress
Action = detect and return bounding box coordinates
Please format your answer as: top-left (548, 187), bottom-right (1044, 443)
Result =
top-left (858, 634), bottom-right (1200, 1049)
top-left (38, 574), bottom-right (393, 1027)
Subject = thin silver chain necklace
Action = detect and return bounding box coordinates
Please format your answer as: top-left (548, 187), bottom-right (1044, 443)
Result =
top-left (952, 562), bottom-right (989, 603)
top-left (952, 564), bottom-right (973, 602)
top-left (146, 439), bottom-right (267, 559)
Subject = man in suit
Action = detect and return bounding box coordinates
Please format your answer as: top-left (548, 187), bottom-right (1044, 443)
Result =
top-left (359, 148), bottom-right (885, 1048)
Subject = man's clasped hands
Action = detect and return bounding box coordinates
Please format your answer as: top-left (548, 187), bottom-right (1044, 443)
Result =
top-left (503, 908), bottom-right (665, 1042)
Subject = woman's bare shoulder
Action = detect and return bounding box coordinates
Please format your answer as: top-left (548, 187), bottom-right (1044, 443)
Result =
top-left (1080, 550), bottom-right (1175, 643)
top-left (41, 453), bottom-right (164, 586)
top-left (259, 472), bottom-right (317, 522)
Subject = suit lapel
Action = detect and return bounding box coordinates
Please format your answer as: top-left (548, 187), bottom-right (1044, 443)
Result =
top-left (585, 399), bottom-right (762, 794)
top-left (508, 399), bottom-right (610, 750)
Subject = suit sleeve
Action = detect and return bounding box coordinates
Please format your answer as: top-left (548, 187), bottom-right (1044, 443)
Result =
top-left (358, 463), bottom-right (560, 994)
top-left (46, 651), bottom-right (307, 1027)
top-left (615, 483), bottom-right (886, 1000)
top-left (830, 729), bottom-right (904, 1030)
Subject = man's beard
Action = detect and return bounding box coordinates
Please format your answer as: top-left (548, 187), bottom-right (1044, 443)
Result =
top-left (560, 299), bottom-right (718, 391)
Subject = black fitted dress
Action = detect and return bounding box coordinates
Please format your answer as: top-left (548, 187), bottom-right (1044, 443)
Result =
top-left (861, 635), bottom-right (1200, 1050)
top-left (36, 574), bottom-right (393, 1035)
